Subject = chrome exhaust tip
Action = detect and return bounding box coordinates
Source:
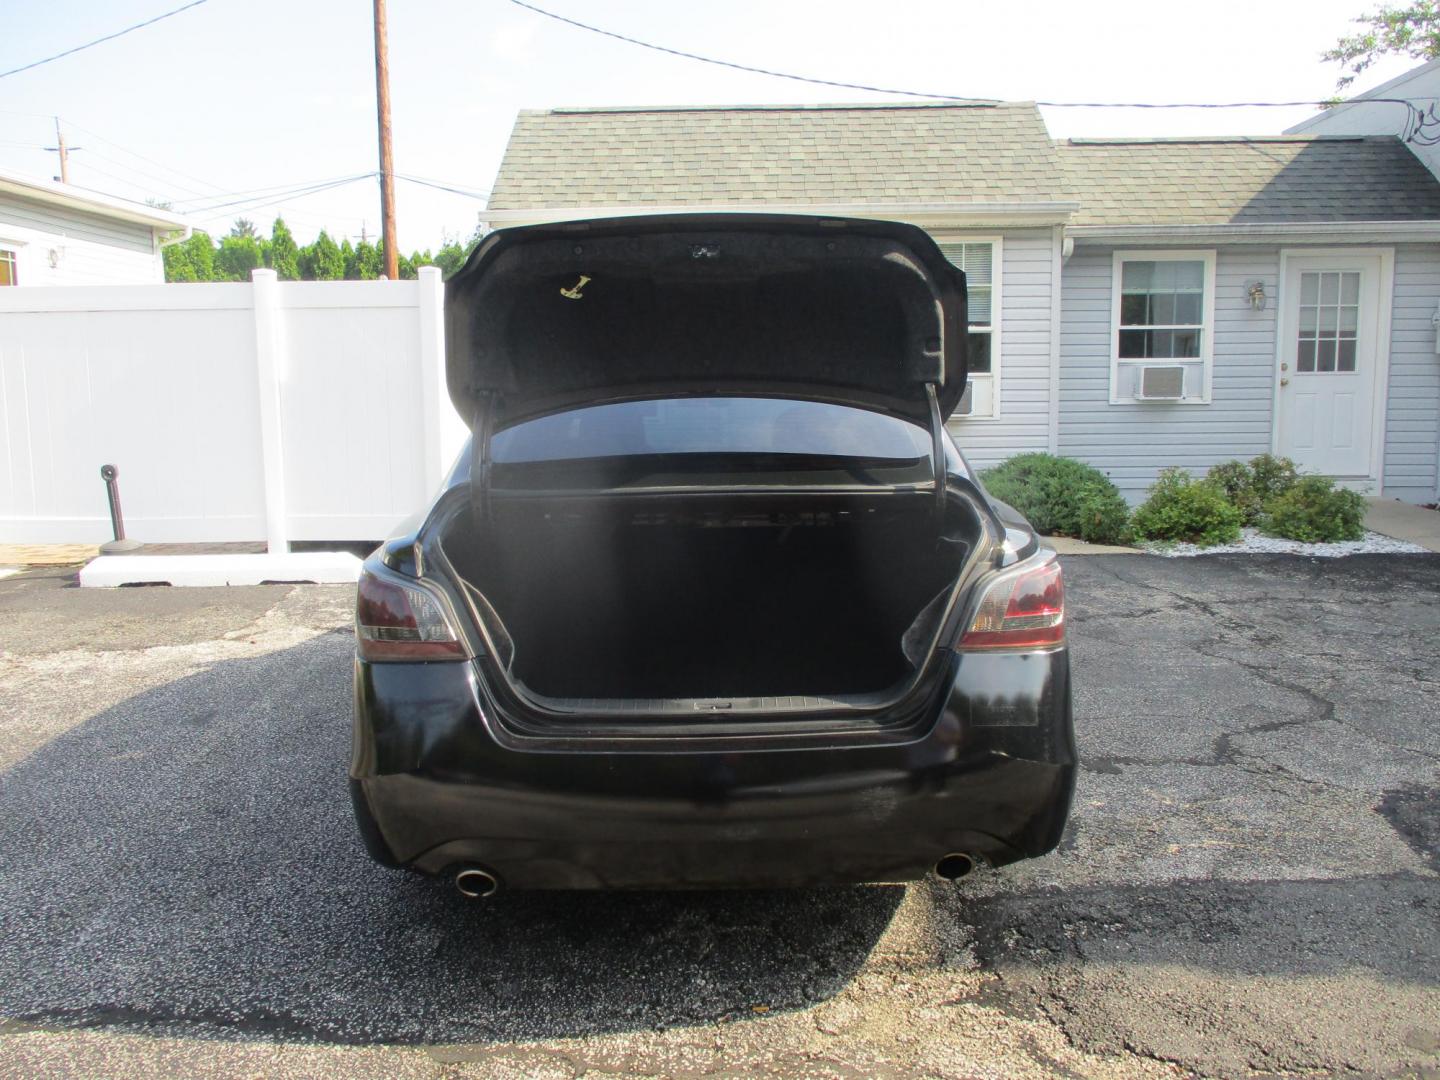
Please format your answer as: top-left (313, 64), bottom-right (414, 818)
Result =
top-left (454, 866), bottom-right (500, 899)
top-left (934, 852), bottom-right (977, 881)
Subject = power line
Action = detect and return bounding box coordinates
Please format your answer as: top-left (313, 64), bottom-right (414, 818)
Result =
top-left (0, 0), bottom-right (213, 81)
top-left (176, 174), bottom-right (379, 208)
top-left (395, 173), bottom-right (491, 199)
top-left (185, 173), bottom-right (377, 216)
top-left (58, 119), bottom-right (226, 193)
top-left (506, 0), bottom-right (1439, 117)
top-left (507, 0), bottom-right (995, 104)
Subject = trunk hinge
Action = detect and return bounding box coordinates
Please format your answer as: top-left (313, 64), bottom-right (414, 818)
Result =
top-left (469, 391), bottom-right (498, 527)
top-left (925, 382), bottom-right (947, 519)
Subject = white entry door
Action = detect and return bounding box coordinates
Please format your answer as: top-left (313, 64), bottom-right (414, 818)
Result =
top-left (1275, 252), bottom-right (1388, 480)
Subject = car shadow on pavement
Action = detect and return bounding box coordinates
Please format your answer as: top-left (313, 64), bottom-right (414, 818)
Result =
top-left (0, 630), bottom-right (904, 1045)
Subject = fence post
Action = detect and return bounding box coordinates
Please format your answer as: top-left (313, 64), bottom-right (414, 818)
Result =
top-left (251, 268), bottom-right (290, 554)
top-left (417, 265), bottom-right (448, 492)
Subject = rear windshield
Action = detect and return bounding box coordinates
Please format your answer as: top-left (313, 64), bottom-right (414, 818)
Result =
top-left (491, 398), bottom-right (931, 463)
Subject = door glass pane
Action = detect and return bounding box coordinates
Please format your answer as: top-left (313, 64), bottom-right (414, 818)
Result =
top-left (1317, 339), bottom-right (1337, 372)
top-left (1337, 337), bottom-right (1357, 372)
top-left (1320, 273), bottom-right (1340, 304)
top-left (1300, 272), bottom-right (1319, 304)
top-left (1297, 338), bottom-right (1316, 372)
top-left (1298, 305), bottom-right (1318, 333)
top-left (1340, 272), bottom-right (1360, 304)
top-left (1319, 306), bottom-right (1338, 332)
top-left (1339, 305), bottom-right (1358, 332)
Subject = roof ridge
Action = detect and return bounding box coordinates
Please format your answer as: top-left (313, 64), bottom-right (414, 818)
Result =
top-left (530, 100), bottom-right (1022, 116)
top-left (1061, 135), bottom-right (1384, 146)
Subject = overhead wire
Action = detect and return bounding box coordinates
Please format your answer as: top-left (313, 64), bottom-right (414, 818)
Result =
top-left (506, 0), bottom-right (1440, 145)
top-left (0, 0), bottom-right (213, 80)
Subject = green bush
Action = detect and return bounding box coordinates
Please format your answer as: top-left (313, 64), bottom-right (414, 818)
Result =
top-left (980, 453), bottom-right (1131, 545)
top-left (1206, 454), bottom-right (1300, 525)
top-left (1131, 468), bottom-right (1244, 545)
top-left (1261, 475), bottom-right (1366, 542)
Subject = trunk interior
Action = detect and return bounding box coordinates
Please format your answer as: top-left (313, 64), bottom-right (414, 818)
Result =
top-left (442, 493), bottom-right (982, 703)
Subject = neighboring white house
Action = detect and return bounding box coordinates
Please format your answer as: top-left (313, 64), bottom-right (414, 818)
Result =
top-left (482, 103), bottom-right (1440, 505)
top-left (1286, 58), bottom-right (1440, 180)
top-left (0, 168), bottom-right (189, 287)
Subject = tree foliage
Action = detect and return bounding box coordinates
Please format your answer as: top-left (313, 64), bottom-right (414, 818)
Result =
top-left (213, 233), bottom-right (264, 282)
top-left (163, 218), bottom-right (486, 283)
top-left (162, 229), bottom-right (215, 283)
top-left (1325, 2), bottom-right (1440, 91)
top-left (266, 217), bottom-right (301, 280)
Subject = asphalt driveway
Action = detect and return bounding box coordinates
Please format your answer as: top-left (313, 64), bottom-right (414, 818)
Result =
top-left (0, 554), bottom-right (1437, 1078)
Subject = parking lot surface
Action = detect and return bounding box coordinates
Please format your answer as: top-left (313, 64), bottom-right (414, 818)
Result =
top-left (0, 554), bottom-right (1437, 1079)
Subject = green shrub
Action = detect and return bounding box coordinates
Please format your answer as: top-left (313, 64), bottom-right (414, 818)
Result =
top-left (1205, 454), bottom-right (1300, 525)
top-left (1261, 475), bottom-right (1366, 542)
top-left (1131, 468), bottom-right (1244, 545)
top-left (1249, 453), bottom-right (1301, 506)
top-left (980, 453), bottom-right (1131, 545)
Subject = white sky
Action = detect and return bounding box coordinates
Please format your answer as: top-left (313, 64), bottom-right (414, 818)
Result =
top-left (0, 0), bottom-right (1427, 251)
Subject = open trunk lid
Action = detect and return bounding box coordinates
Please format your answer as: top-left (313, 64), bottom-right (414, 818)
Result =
top-left (444, 214), bottom-right (969, 431)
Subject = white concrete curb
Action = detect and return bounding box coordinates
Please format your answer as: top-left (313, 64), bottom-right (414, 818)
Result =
top-left (79, 552), bottom-right (363, 588)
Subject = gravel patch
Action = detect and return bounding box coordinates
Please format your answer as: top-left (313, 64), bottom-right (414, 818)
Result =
top-left (1139, 526), bottom-right (1428, 558)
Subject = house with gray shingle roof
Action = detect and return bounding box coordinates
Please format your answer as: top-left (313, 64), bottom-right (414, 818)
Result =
top-left (484, 102), bottom-right (1440, 505)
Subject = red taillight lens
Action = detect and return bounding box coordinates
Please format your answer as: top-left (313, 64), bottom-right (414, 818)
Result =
top-left (356, 568), bottom-right (469, 661)
top-left (958, 557), bottom-right (1065, 650)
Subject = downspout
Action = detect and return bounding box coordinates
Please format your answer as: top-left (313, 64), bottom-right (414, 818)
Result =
top-left (1047, 226), bottom-right (1067, 454)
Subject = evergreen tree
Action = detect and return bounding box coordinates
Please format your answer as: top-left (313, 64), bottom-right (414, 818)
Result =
top-left (267, 217), bottom-right (301, 280)
top-left (214, 234), bottom-right (264, 282)
top-left (302, 230), bottom-right (345, 280)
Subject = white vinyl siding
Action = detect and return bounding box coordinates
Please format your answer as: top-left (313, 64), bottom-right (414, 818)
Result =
top-left (943, 228), bottom-right (1054, 469)
top-left (1384, 243), bottom-right (1440, 501)
top-left (1110, 250), bottom-right (1217, 404)
top-left (1060, 245), bottom-right (1277, 501)
top-left (0, 192), bottom-right (164, 286)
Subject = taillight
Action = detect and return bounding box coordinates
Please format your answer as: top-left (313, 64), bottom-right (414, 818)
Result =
top-left (356, 567), bottom-right (469, 661)
top-left (958, 557), bottom-right (1065, 650)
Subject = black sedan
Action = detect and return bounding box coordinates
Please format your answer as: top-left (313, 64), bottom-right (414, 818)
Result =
top-left (349, 214), bottom-right (1074, 895)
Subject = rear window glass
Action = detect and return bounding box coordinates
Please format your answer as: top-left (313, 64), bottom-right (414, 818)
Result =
top-left (491, 398), bottom-right (930, 463)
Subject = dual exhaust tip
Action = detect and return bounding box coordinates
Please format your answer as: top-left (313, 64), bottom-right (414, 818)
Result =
top-left (455, 856), bottom-right (976, 894)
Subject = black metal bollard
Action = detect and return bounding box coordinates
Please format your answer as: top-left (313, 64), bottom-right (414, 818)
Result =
top-left (98, 464), bottom-right (142, 553)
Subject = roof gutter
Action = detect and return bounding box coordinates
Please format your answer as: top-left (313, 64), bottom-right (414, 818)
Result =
top-left (1067, 220), bottom-right (1440, 244)
top-left (481, 201), bottom-right (1079, 229)
top-left (0, 172), bottom-right (191, 232)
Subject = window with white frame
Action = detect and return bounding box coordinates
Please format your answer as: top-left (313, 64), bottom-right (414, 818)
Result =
top-left (1111, 250), bottom-right (1215, 405)
top-left (938, 239), bottom-right (1000, 419)
top-left (0, 248), bottom-right (16, 287)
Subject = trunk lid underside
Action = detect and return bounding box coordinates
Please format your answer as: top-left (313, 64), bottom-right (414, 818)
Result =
top-left (444, 214), bottom-right (969, 431)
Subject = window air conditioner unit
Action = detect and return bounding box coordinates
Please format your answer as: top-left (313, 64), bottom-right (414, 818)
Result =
top-left (954, 383), bottom-right (975, 416)
top-left (1136, 365), bottom-right (1186, 401)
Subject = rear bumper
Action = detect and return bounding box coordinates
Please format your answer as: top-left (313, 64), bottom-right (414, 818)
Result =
top-left (349, 650), bottom-right (1075, 889)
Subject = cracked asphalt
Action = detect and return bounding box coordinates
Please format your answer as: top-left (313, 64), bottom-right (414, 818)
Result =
top-left (0, 554), bottom-right (1437, 1078)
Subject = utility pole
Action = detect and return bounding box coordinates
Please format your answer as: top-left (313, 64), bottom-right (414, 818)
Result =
top-left (372, 0), bottom-right (398, 280)
top-left (51, 117), bottom-right (71, 183)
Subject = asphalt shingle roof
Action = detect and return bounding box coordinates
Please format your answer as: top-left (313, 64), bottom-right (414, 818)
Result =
top-left (486, 102), bottom-right (1067, 210)
top-left (1059, 136), bottom-right (1440, 226)
top-left (487, 103), bottom-right (1440, 226)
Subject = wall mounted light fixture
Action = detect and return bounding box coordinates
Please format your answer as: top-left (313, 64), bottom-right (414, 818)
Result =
top-left (1247, 280), bottom-right (1267, 311)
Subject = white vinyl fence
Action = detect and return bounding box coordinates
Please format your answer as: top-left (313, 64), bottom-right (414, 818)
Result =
top-left (0, 268), bottom-right (468, 547)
